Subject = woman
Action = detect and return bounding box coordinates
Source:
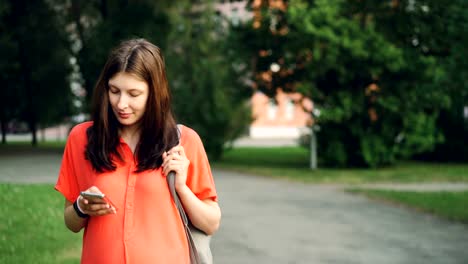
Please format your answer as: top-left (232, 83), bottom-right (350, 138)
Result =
top-left (55, 38), bottom-right (221, 263)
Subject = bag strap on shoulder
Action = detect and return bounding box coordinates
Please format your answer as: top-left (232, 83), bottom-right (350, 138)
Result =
top-left (167, 124), bottom-right (201, 264)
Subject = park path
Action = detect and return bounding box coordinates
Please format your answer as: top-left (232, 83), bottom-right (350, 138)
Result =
top-left (1, 151), bottom-right (468, 263)
top-left (212, 170), bottom-right (468, 264)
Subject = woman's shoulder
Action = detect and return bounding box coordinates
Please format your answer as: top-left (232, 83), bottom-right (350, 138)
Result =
top-left (178, 124), bottom-right (200, 139)
top-left (178, 124), bottom-right (204, 145)
top-left (68, 121), bottom-right (93, 141)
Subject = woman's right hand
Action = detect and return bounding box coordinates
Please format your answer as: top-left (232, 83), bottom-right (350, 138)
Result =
top-left (78, 186), bottom-right (116, 216)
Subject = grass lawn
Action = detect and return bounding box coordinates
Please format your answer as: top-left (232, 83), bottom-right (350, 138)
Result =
top-left (0, 184), bottom-right (81, 264)
top-left (348, 189), bottom-right (468, 224)
top-left (0, 140), bottom-right (66, 149)
top-left (214, 147), bottom-right (468, 184)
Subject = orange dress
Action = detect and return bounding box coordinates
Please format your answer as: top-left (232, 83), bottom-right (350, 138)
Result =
top-left (55, 122), bottom-right (217, 264)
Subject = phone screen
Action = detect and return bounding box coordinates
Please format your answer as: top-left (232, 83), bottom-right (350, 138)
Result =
top-left (80, 191), bottom-right (117, 211)
top-left (80, 191), bottom-right (105, 199)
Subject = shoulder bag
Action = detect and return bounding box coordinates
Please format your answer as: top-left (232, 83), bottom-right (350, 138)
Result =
top-left (166, 125), bottom-right (213, 264)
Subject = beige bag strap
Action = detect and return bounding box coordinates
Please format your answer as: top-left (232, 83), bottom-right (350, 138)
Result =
top-left (167, 124), bottom-right (201, 264)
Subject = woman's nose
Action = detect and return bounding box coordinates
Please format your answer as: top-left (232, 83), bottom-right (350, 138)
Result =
top-left (117, 95), bottom-right (129, 109)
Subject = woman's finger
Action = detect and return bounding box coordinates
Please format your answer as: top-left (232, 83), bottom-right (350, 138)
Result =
top-left (170, 152), bottom-right (180, 161)
top-left (168, 145), bottom-right (185, 156)
top-left (162, 165), bottom-right (169, 176)
top-left (83, 196), bottom-right (107, 205)
top-left (88, 208), bottom-right (115, 216)
top-left (85, 204), bottom-right (115, 215)
top-left (163, 153), bottom-right (180, 168)
top-left (163, 162), bottom-right (174, 176)
top-left (162, 151), bottom-right (170, 167)
top-left (164, 160), bottom-right (182, 174)
top-left (178, 146), bottom-right (186, 157)
top-left (162, 151), bottom-right (178, 162)
top-left (84, 203), bottom-right (109, 212)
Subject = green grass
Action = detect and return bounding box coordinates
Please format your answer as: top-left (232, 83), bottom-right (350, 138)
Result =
top-left (0, 141), bottom-right (66, 158)
top-left (214, 147), bottom-right (468, 183)
top-left (0, 184), bottom-right (81, 264)
top-left (0, 140), bottom-right (66, 149)
top-left (349, 189), bottom-right (468, 223)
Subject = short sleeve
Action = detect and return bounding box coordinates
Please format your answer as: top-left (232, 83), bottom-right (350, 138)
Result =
top-left (54, 123), bottom-right (88, 202)
top-left (181, 126), bottom-right (218, 202)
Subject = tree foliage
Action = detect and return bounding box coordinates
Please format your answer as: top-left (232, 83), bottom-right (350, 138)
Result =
top-left (403, 0), bottom-right (468, 162)
top-left (166, 0), bottom-right (251, 160)
top-left (0, 0), bottom-right (73, 145)
top-left (65, 0), bottom-right (171, 107)
top-left (233, 0), bottom-right (465, 167)
top-left (63, 0), bottom-right (250, 159)
top-left (289, 0), bottom-right (449, 167)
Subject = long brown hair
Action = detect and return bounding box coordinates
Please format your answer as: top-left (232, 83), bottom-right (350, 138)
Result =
top-left (85, 38), bottom-right (178, 172)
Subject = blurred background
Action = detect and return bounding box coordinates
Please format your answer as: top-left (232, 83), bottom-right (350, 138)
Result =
top-left (1, 0), bottom-right (468, 263)
top-left (1, 0), bottom-right (467, 167)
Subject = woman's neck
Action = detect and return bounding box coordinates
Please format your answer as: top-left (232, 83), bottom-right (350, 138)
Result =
top-left (119, 126), bottom-right (141, 153)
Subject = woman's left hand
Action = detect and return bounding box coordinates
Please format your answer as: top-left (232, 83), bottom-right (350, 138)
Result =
top-left (162, 145), bottom-right (190, 191)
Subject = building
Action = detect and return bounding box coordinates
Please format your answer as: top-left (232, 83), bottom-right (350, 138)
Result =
top-left (216, 0), bottom-right (313, 139)
top-left (250, 89), bottom-right (313, 138)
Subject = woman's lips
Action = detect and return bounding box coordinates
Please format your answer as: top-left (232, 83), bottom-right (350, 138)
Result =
top-left (118, 112), bottom-right (131, 119)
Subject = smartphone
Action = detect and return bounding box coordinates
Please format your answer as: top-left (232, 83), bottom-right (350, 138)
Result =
top-left (80, 191), bottom-right (117, 210)
top-left (80, 191), bottom-right (105, 199)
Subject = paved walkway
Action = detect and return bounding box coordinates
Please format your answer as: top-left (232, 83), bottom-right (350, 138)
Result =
top-left (213, 171), bottom-right (468, 264)
top-left (1, 151), bottom-right (468, 263)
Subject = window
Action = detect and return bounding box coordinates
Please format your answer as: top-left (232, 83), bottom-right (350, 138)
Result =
top-left (285, 99), bottom-right (294, 120)
top-left (268, 99), bottom-right (277, 120)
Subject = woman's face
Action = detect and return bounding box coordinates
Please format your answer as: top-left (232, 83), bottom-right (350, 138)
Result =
top-left (108, 72), bottom-right (149, 130)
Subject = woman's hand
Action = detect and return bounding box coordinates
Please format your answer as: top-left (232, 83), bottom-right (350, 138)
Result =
top-left (162, 145), bottom-right (190, 191)
top-left (162, 145), bottom-right (221, 235)
top-left (78, 186), bottom-right (116, 216)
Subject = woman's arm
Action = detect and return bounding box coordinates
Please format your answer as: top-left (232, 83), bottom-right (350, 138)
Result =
top-left (64, 199), bottom-right (87, 233)
top-left (176, 186), bottom-right (221, 235)
top-left (163, 146), bottom-right (221, 235)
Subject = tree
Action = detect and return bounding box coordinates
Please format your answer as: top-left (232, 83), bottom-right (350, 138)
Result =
top-left (166, 0), bottom-right (251, 160)
top-left (394, 0), bottom-right (468, 162)
top-left (61, 0), bottom-right (250, 159)
top-left (0, 1), bottom-right (17, 143)
top-left (1, 0), bottom-right (73, 145)
top-left (231, 0), bottom-right (456, 167)
top-left (287, 0), bottom-right (452, 167)
top-left (65, 0), bottom-right (171, 109)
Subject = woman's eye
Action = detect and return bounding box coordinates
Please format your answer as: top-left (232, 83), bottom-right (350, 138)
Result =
top-left (110, 89), bottom-right (119, 94)
top-left (130, 93), bottom-right (141, 97)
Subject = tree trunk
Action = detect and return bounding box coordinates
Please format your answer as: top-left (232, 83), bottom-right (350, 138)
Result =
top-left (19, 43), bottom-right (36, 146)
top-left (99, 0), bottom-right (108, 19)
top-left (0, 93), bottom-right (5, 143)
top-left (41, 125), bottom-right (46, 142)
top-left (0, 119), bottom-right (6, 144)
top-left (309, 128), bottom-right (317, 170)
top-left (31, 120), bottom-right (37, 146)
top-left (9, 0), bottom-right (37, 146)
